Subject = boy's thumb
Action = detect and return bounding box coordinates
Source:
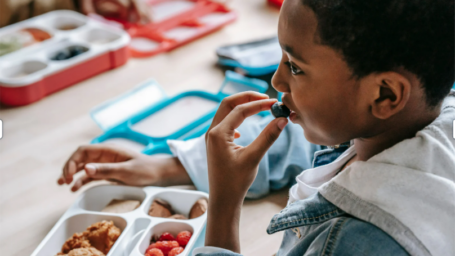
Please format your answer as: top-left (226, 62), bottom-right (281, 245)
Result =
top-left (245, 118), bottom-right (288, 161)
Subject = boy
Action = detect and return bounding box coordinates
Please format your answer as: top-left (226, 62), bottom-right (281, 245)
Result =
top-left (198, 0), bottom-right (454, 255)
top-left (59, 0), bottom-right (454, 255)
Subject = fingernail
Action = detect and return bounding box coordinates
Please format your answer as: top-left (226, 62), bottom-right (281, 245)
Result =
top-left (85, 164), bottom-right (96, 175)
top-left (277, 118), bottom-right (288, 130)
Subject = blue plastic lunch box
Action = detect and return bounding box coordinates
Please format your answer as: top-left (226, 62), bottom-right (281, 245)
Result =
top-left (90, 71), bottom-right (272, 155)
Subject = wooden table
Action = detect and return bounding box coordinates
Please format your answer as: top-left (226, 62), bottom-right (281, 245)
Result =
top-left (0, 1), bottom-right (289, 255)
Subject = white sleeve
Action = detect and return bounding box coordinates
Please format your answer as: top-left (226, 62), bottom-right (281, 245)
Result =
top-left (167, 135), bottom-right (209, 193)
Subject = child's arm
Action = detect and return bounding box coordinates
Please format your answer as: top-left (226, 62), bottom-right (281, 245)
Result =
top-left (58, 144), bottom-right (191, 191)
top-left (58, 117), bottom-right (318, 193)
top-left (169, 115), bottom-right (321, 198)
top-left (204, 92), bottom-right (288, 252)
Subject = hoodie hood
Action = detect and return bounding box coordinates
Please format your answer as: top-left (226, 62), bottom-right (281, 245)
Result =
top-left (319, 90), bottom-right (455, 256)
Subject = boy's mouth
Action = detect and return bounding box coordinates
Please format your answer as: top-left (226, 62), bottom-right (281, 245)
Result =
top-left (289, 111), bottom-right (298, 122)
top-left (281, 97), bottom-right (298, 122)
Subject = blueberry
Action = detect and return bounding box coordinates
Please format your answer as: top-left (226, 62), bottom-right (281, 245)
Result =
top-left (52, 50), bottom-right (70, 60)
top-left (69, 46), bottom-right (86, 57)
top-left (271, 102), bottom-right (291, 118)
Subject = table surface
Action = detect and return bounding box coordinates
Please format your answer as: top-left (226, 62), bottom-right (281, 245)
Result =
top-left (0, 1), bottom-right (289, 255)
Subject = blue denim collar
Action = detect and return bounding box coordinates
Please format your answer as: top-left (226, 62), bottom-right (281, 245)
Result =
top-left (312, 144), bottom-right (351, 168)
top-left (266, 144), bottom-right (349, 235)
top-left (266, 193), bottom-right (345, 234)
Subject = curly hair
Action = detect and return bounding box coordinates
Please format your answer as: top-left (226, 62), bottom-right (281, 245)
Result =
top-left (303, 0), bottom-right (454, 107)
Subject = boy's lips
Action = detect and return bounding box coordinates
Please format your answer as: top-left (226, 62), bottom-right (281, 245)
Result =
top-left (289, 111), bottom-right (298, 122)
top-left (281, 97), bottom-right (298, 122)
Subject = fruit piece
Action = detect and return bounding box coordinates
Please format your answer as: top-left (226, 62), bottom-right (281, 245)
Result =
top-left (168, 247), bottom-right (184, 256)
top-left (169, 214), bottom-right (187, 220)
top-left (22, 28), bottom-right (51, 42)
top-left (53, 50), bottom-right (70, 61)
top-left (270, 102), bottom-right (290, 118)
top-left (189, 198), bottom-right (208, 219)
top-left (102, 199), bottom-right (141, 213)
top-left (148, 199), bottom-right (173, 218)
top-left (176, 231), bottom-right (192, 247)
top-left (145, 248), bottom-right (164, 256)
top-left (70, 46), bottom-right (87, 57)
top-left (149, 241), bottom-right (179, 255)
top-left (159, 232), bottom-right (175, 241)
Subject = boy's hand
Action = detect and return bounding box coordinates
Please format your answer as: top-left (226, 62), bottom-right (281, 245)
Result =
top-left (58, 144), bottom-right (191, 192)
top-left (204, 92), bottom-right (288, 251)
top-left (81, 0), bottom-right (151, 24)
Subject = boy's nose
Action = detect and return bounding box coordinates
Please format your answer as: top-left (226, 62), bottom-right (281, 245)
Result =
top-left (271, 64), bottom-right (291, 93)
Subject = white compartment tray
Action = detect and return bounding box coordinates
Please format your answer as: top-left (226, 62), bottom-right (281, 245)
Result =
top-left (31, 185), bottom-right (208, 256)
top-left (0, 10), bottom-right (130, 87)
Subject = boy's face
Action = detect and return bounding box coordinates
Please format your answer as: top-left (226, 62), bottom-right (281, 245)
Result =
top-left (272, 0), bottom-right (376, 146)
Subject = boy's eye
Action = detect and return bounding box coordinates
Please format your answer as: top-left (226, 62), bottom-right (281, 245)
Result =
top-left (284, 61), bottom-right (303, 75)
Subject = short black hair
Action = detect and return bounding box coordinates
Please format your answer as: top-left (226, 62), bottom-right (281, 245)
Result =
top-left (303, 0), bottom-right (454, 107)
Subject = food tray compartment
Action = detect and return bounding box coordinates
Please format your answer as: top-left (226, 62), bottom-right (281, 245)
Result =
top-left (79, 185), bottom-right (147, 212)
top-left (144, 190), bottom-right (209, 219)
top-left (112, 218), bottom-right (152, 256)
top-left (0, 10), bottom-right (130, 106)
top-left (49, 44), bottom-right (90, 61)
top-left (128, 32), bottom-right (172, 56)
top-left (151, 0), bottom-right (198, 23)
top-left (137, 221), bottom-right (195, 256)
top-left (34, 213), bottom-right (127, 256)
top-left (129, 95), bottom-right (219, 139)
top-left (83, 28), bottom-right (123, 45)
top-left (1, 60), bottom-right (48, 79)
top-left (0, 26), bottom-right (53, 57)
top-left (49, 15), bottom-right (87, 31)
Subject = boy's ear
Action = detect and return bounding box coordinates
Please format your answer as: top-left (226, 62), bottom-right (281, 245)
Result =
top-left (370, 72), bottom-right (411, 120)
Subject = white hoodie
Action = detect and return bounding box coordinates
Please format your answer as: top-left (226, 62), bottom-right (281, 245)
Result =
top-left (317, 90), bottom-right (455, 256)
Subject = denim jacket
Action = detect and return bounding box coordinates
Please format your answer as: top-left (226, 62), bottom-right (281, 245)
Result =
top-left (194, 146), bottom-right (409, 256)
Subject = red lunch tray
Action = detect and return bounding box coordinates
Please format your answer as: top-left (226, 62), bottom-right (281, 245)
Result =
top-left (103, 0), bottom-right (237, 58)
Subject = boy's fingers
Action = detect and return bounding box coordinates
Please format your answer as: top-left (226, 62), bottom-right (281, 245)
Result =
top-left (218, 99), bottom-right (277, 135)
top-left (65, 160), bottom-right (78, 184)
top-left (62, 145), bottom-right (99, 183)
top-left (84, 162), bottom-right (128, 180)
top-left (208, 92), bottom-right (269, 133)
top-left (62, 147), bottom-right (88, 184)
top-left (131, 0), bottom-right (152, 23)
top-left (71, 175), bottom-right (94, 192)
top-left (61, 144), bottom-right (132, 184)
top-left (81, 0), bottom-right (96, 14)
top-left (57, 176), bottom-right (65, 185)
top-left (69, 161), bottom-right (130, 191)
top-left (244, 118), bottom-right (288, 162)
